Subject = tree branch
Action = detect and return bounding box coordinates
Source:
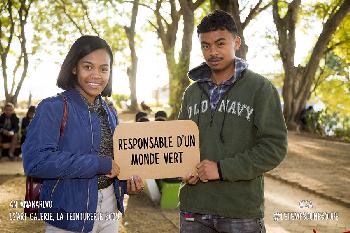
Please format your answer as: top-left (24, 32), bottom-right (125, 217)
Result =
top-left (242, 0), bottom-right (263, 29)
top-left (79, 0), bottom-right (100, 36)
top-left (302, 0), bottom-right (350, 91)
top-left (325, 39), bottom-right (350, 54)
top-left (193, 0), bottom-right (206, 10)
top-left (11, 49), bottom-right (23, 95)
top-left (14, 0), bottom-right (30, 100)
top-left (58, 0), bottom-right (84, 35)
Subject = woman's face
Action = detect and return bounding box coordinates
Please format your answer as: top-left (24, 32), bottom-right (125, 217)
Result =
top-left (73, 48), bottom-right (111, 103)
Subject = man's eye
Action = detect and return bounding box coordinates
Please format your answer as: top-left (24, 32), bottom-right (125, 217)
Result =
top-left (201, 44), bottom-right (209, 50)
top-left (217, 42), bottom-right (225, 47)
top-left (101, 67), bottom-right (109, 72)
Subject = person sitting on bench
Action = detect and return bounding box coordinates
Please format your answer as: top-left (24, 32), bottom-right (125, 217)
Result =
top-left (0, 103), bottom-right (19, 160)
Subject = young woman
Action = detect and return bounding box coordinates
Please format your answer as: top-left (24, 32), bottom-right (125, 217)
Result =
top-left (22, 35), bottom-right (143, 233)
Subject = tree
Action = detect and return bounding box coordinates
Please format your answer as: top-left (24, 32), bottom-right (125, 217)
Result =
top-left (151, 0), bottom-right (205, 118)
top-left (108, 0), bottom-right (140, 112)
top-left (0, 0), bottom-right (32, 105)
top-left (272, 0), bottom-right (350, 129)
top-left (124, 0), bottom-right (140, 111)
top-left (32, 0), bottom-right (131, 102)
top-left (210, 0), bottom-right (271, 59)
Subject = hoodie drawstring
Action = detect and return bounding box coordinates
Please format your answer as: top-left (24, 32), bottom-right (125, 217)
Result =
top-left (219, 84), bottom-right (235, 143)
top-left (196, 82), bottom-right (209, 127)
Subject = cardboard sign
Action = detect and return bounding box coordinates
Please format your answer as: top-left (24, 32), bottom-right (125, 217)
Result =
top-left (113, 120), bottom-right (200, 180)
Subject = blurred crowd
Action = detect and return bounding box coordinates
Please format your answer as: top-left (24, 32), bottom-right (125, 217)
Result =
top-left (0, 103), bottom-right (36, 161)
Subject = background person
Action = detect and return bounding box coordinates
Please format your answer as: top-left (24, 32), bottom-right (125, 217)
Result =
top-left (0, 103), bottom-right (19, 160)
top-left (20, 105), bottom-right (36, 145)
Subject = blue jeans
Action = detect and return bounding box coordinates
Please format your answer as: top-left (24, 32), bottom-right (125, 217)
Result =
top-left (180, 211), bottom-right (266, 233)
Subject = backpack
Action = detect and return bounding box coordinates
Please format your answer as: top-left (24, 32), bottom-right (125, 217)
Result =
top-left (24, 95), bottom-right (68, 216)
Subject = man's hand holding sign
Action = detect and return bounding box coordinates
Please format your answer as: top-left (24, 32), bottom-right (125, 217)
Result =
top-left (113, 120), bottom-right (200, 180)
top-left (183, 159), bottom-right (220, 184)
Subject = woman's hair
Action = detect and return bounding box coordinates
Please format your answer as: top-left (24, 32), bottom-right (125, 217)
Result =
top-left (57, 35), bottom-right (114, 96)
top-left (26, 106), bottom-right (36, 116)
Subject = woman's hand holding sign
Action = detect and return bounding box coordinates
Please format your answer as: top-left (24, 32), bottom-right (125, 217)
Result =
top-left (127, 175), bottom-right (144, 194)
top-left (106, 161), bottom-right (144, 194)
top-left (106, 160), bottom-right (120, 178)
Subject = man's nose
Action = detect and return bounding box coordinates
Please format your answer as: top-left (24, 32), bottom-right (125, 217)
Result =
top-left (209, 46), bottom-right (218, 55)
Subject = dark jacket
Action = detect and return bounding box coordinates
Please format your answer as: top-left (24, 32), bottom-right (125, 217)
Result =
top-left (22, 89), bottom-right (127, 232)
top-left (0, 113), bottom-right (19, 133)
top-left (178, 63), bottom-right (288, 218)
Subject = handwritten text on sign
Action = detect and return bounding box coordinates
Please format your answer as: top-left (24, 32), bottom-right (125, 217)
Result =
top-left (113, 120), bottom-right (200, 180)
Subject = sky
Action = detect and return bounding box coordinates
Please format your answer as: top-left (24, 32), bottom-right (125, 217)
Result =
top-left (0, 1), bottom-right (323, 106)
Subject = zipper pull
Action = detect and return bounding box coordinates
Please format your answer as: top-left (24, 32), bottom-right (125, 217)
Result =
top-left (119, 186), bottom-right (122, 197)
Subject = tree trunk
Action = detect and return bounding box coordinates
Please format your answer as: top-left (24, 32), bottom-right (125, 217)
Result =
top-left (168, 0), bottom-right (194, 119)
top-left (273, 0), bottom-right (350, 130)
top-left (153, 0), bottom-right (205, 119)
top-left (124, 0), bottom-right (139, 112)
top-left (12, 0), bottom-right (31, 106)
top-left (0, 0), bottom-right (30, 106)
top-left (211, 0), bottom-right (270, 60)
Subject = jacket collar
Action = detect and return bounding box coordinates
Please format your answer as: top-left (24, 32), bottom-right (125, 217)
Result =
top-left (188, 57), bottom-right (248, 83)
top-left (61, 89), bottom-right (104, 111)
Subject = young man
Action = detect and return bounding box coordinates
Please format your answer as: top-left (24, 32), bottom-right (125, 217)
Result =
top-left (0, 103), bottom-right (19, 160)
top-left (178, 10), bottom-right (288, 232)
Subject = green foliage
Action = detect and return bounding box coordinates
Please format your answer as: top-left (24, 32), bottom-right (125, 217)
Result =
top-left (314, 78), bottom-right (350, 118)
top-left (111, 93), bottom-right (130, 108)
top-left (305, 108), bottom-right (350, 141)
top-left (312, 51), bottom-right (350, 119)
top-left (331, 13), bottom-right (350, 63)
top-left (311, 0), bottom-right (350, 62)
top-left (31, 0), bottom-right (127, 56)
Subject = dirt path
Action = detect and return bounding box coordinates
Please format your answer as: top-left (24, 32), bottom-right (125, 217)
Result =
top-left (268, 132), bottom-right (350, 206)
top-left (0, 123), bottom-right (349, 232)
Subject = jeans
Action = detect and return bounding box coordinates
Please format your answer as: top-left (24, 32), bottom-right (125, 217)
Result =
top-left (46, 185), bottom-right (119, 233)
top-left (180, 211), bottom-right (266, 233)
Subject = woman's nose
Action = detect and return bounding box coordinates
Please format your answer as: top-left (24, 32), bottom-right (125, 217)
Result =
top-left (91, 68), bottom-right (101, 78)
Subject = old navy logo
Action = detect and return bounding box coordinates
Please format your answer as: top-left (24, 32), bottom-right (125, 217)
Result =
top-left (187, 99), bottom-right (254, 121)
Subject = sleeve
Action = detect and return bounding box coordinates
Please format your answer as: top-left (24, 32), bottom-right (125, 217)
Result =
top-left (12, 115), bottom-right (20, 133)
top-left (22, 98), bottom-right (112, 179)
top-left (21, 117), bottom-right (29, 134)
top-left (178, 87), bottom-right (189, 120)
top-left (219, 81), bottom-right (288, 181)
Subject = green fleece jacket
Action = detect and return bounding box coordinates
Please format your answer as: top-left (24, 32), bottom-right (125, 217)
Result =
top-left (178, 63), bottom-right (288, 218)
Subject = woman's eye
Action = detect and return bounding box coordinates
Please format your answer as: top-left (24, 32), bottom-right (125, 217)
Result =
top-left (84, 65), bottom-right (92, 70)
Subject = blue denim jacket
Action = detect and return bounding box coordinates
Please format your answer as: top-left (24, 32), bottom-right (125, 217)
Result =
top-left (22, 89), bottom-right (127, 232)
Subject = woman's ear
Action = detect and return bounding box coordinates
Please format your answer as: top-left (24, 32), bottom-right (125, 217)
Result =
top-left (72, 67), bottom-right (77, 75)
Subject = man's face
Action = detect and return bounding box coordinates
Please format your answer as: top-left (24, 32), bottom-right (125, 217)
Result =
top-left (4, 106), bottom-right (14, 117)
top-left (199, 29), bottom-right (240, 72)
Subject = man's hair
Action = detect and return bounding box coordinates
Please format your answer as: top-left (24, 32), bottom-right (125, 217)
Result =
top-left (197, 10), bottom-right (238, 36)
top-left (57, 35), bottom-right (114, 96)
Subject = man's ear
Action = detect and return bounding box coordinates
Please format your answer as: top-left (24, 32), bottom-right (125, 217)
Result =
top-left (234, 35), bottom-right (241, 50)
